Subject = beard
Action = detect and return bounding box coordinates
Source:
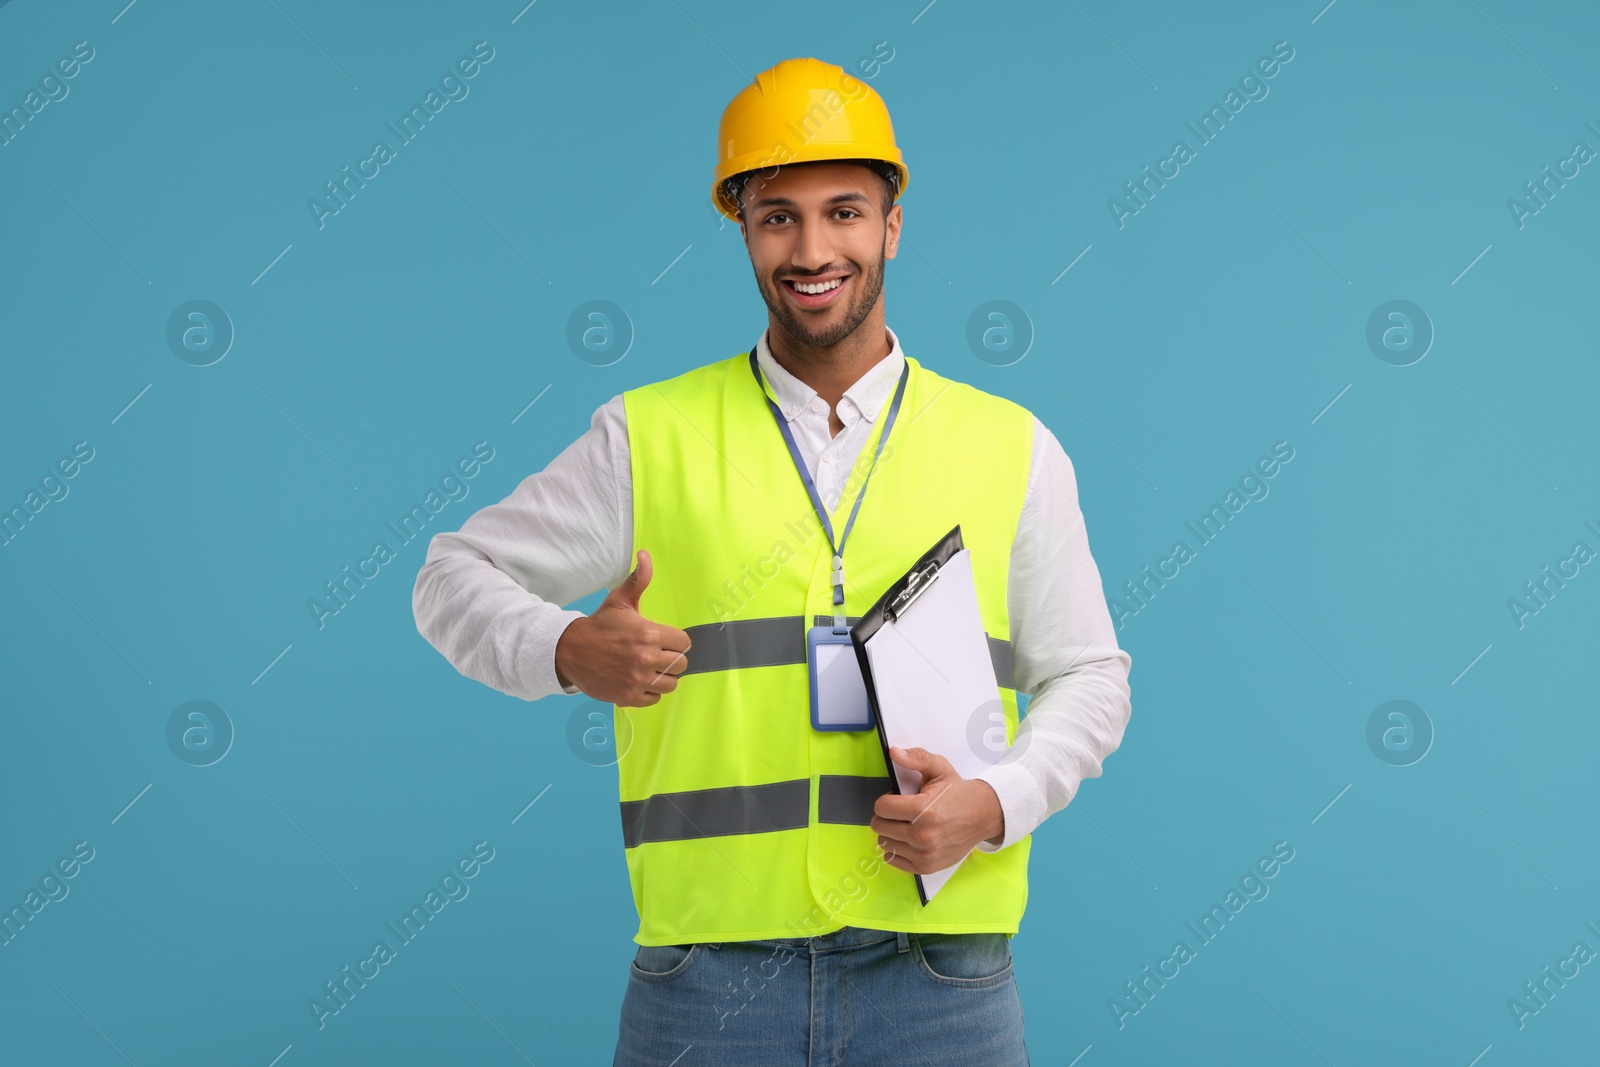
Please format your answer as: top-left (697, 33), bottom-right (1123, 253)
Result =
top-left (755, 237), bottom-right (886, 350)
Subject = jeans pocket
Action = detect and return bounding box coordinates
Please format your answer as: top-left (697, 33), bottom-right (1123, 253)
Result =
top-left (630, 942), bottom-right (700, 983)
top-left (912, 932), bottom-right (1014, 987)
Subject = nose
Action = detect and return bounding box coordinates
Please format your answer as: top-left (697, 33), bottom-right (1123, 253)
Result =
top-left (792, 218), bottom-right (836, 274)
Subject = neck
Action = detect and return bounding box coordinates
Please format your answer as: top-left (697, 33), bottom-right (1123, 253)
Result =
top-left (765, 313), bottom-right (892, 414)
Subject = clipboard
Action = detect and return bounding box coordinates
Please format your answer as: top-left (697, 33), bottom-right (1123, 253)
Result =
top-left (850, 524), bottom-right (1006, 905)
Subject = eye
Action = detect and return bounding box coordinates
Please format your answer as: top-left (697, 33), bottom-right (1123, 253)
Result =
top-left (763, 212), bottom-right (792, 225)
top-left (836, 208), bottom-right (861, 219)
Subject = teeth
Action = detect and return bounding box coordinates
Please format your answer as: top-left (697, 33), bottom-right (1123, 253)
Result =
top-left (793, 278), bottom-right (843, 295)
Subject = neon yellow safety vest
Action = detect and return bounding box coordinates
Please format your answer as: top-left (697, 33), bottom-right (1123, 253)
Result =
top-left (618, 348), bottom-right (1035, 945)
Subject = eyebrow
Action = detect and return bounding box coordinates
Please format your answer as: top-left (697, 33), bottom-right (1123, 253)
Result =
top-left (747, 191), bottom-right (872, 211)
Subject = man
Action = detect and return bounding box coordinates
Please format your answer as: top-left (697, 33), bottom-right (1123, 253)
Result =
top-left (412, 57), bottom-right (1131, 1066)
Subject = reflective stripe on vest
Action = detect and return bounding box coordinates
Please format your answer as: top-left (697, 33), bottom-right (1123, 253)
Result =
top-left (619, 350), bottom-right (1036, 945)
top-left (620, 774), bottom-right (894, 847)
top-left (679, 614), bottom-right (1016, 689)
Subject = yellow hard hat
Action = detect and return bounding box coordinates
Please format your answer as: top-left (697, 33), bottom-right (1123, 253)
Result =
top-left (711, 56), bottom-right (909, 221)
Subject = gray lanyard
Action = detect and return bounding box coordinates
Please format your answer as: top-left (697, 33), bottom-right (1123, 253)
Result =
top-left (748, 346), bottom-right (910, 627)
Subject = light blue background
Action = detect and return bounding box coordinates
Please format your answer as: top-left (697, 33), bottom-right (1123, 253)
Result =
top-left (2, 0), bottom-right (1597, 1064)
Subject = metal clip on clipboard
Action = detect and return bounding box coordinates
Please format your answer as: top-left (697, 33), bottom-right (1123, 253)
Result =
top-left (887, 558), bottom-right (940, 621)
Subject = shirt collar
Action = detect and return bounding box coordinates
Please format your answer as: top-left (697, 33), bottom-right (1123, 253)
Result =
top-left (754, 326), bottom-right (906, 423)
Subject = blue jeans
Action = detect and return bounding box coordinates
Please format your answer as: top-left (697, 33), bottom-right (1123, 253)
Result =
top-left (613, 926), bottom-right (1029, 1066)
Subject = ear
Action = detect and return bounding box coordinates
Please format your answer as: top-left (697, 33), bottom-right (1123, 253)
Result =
top-left (883, 200), bottom-right (902, 261)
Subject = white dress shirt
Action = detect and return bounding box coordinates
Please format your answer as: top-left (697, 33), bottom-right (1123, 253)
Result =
top-left (412, 326), bottom-right (1132, 852)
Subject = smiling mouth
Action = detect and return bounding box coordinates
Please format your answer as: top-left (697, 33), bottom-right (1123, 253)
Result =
top-left (782, 274), bottom-right (850, 308)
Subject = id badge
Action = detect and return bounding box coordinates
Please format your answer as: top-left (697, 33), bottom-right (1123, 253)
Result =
top-left (806, 624), bottom-right (874, 731)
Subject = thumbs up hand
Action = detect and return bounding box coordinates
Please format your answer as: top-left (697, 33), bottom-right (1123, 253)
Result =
top-left (554, 549), bottom-right (693, 707)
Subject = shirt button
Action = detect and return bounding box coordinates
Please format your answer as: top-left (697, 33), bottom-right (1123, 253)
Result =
top-left (823, 452), bottom-right (834, 463)
top-left (810, 400), bottom-right (824, 414)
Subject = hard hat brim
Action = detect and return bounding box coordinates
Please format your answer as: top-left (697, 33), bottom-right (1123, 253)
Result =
top-left (712, 145), bottom-right (908, 221)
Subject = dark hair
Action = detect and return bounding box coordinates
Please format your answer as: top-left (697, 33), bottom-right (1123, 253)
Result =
top-left (724, 157), bottom-right (900, 219)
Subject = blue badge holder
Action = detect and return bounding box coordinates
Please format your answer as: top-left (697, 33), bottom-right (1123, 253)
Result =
top-left (807, 623), bottom-right (875, 731)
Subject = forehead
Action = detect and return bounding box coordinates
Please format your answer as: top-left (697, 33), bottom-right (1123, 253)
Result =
top-left (743, 162), bottom-right (880, 204)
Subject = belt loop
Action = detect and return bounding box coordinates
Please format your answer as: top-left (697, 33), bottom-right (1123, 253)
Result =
top-left (896, 930), bottom-right (909, 953)
top-left (708, 943), bottom-right (721, 950)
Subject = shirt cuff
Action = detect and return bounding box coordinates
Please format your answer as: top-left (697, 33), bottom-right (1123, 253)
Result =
top-left (972, 758), bottom-right (1046, 852)
top-left (551, 611), bottom-right (587, 696)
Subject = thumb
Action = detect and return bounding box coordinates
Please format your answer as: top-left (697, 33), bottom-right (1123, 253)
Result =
top-left (889, 745), bottom-right (947, 777)
top-left (607, 549), bottom-right (653, 612)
